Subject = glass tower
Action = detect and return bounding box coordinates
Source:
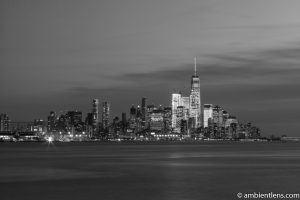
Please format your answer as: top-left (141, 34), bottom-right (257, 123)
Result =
top-left (189, 57), bottom-right (202, 128)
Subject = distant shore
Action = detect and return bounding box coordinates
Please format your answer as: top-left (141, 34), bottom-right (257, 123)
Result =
top-left (0, 139), bottom-right (296, 145)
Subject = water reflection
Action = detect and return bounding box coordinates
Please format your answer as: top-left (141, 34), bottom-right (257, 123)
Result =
top-left (0, 142), bottom-right (300, 200)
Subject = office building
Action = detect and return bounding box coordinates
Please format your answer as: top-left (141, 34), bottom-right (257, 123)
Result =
top-left (149, 110), bottom-right (164, 131)
top-left (171, 93), bottom-right (182, 129)
top-left (189, 57), bottom-right (202, 128)
top-left (136, 105), bottom-right (142, 119)
top-left (213, 106), bottom-right (223, 127)
top-left (47, 111), bottom-right (56, 131)
top-left (141, 97), bottom-right (146, 126)
top-left (203, 104), bottom-right (213, 128)
top-left (66, 111), bottom-right (82, 127)
top-left (163, 107), bottom-right (172, 131)
top-left (92, 99), bottom-right (99, 129)
top-left (0, 113), bottom-right (10, 132)
top-left (130, 105), bottom-right (137, 119)
top-left (102, 102), bottom-right (110, 130)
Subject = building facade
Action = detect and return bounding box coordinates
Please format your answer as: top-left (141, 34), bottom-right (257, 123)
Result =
top-left (92, 99), bottom-right (99, 130)
top-left (203, 104), bottom-right (213, 128)
top-left (189, 58), bottom-right (202, 129)
top-left (102, 102), bottom-right (110, 130)
top-left (0, 113), bottom-right (10, 132)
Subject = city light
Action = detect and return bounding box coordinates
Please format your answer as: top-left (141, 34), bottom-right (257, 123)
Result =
top-left (47, 136), bottom-right (53, 144)
top-left (0, 59), bottom-right (261, 142)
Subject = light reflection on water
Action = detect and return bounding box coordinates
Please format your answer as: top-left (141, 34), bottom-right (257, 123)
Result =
top-left (1, 142), bottom-right (300, 200)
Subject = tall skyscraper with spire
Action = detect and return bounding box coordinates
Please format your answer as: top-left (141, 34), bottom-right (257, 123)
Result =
top-left (189, 57), bottom-right (202, 128)
top-left (171, 58), bottom-right (202, 133)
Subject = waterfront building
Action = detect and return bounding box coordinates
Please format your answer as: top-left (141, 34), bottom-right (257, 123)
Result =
top-left (225, 116), bottom-right (238, 138)
top-left (222, 110), bottom-right (230, 126)
top-left (136, 105), bottom-right (142, 119)
top-left (102, 102), bottom-right (110, 130)
top-left (130, 105), bottom-right (137, 119)
top-left (146, 105), bottom-right (155, 128)
top-left (57, 114), bottom-right (67, 132)
top-left (213, 106), bottom-right (223, 127)
top-left (66, 111), bottom-right (83, 132)
top-left (189, 57), bottom-right (202, 129)
top-left (85, 112), bottom-right (94, 137)
top-left (31, 119), bottom-right (45, 132)
top-left (203, 104), bottom-right (213, 128)
top-left (121, 112), bottom-right (127, 131)
top-left (171, 58), bottom-right (202, 132)
top-left (181, 96), bottom-right (190, 120)
top-left (238, 123), bottom-right (261, 139)
top-left (175, 106), bottom-right (184, 133)
top-left (47, 111), bottom-right (56, 131)
top-left (10, 122), bottom-right (30, 132)
top-left (163, 107), bottom-right (172, 131)
top-left (225, 116), bottom-right (238, 128)
top-left (0, 113), bottom-right (10, 132)
top-left (122, 112), bottom-right (127, 124)
top-left (66, 111), bottom-right (82, 126)
top-left (92, 99), bottom-right (99, 129)
top-left (85, 113), bottom-right (93, 126)
top-left (141, 98), bottom-right (147, 126)
top-left (149, 110), bottom-right (164, 131)
top-left (147, 105), bottom-right (155, 113)
top-left (129, 105), bottom-right (137, 131)
top-left (171, 93), bottom-right (182, 129)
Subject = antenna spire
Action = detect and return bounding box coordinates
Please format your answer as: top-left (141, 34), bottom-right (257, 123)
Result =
top-left (194, 57), bottom-right (197, 76)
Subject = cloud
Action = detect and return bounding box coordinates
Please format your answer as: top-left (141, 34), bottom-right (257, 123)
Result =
top-left (2, 45), bottom-right (300, 136)
top-left (98, 46), bottom-right (300, 135)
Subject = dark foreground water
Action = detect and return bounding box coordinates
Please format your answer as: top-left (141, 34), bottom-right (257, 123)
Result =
top-left (1, 142), bottom-right (300, 200)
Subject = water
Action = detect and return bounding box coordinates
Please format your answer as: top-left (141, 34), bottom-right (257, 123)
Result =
top-left (1, 142), bottom-right (300, 200)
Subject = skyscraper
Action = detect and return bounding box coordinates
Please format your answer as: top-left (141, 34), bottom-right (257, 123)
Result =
top-left (213, 105), bottom-right (223, 127)
top-left (85, 112), bottom-right (94, 137)
top-left (136, 105), bottom-right (142, 119)
top-left (47, 111), bottom-right (56, 131)
top-left (149, 109), bottom-right (164, 131)
top-left (163, 107), bottom-right (172, 131)
top-left (181, 96), bottom-right (190, 120)
top-left (102, 102), bottom-right (110, 130)
top-left (85, 113), bottom-right (93, 126)
top-left (130, 105), bottom-right (137, 119)
top-left (66, 111), bottom-right (82, 131)
top-left (66, 111), bottom-right (82, 127)
top-left (176, 106), bottom-right (185, 131)
top-left (203, 104), bottom-right (213, 128)
top-left (141, 97), bottom-right (146, 126)
top-left (189, 57), bottom-right (202, 128)
top-left (171, 93), bottom-right (181, 129)
top-left (92, 99), bottom-right (99, 130)
top-left (146, 104), bottom-right (155, 128)
top-left (0, 113), bottom-right (10, 132)
top-left (222, 110), bottom-right (230, 126)
top-left (57, 114), bottom-right (67, 132)
top-left (121, 112), bottom-right (127, 132)
top-left (31, 119), bottom-right (45, 132)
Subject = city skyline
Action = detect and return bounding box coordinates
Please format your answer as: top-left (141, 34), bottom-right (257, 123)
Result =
top-left (1, 0), bottom-right (300, 136)
top-left (0, 61), bottom-right (260, 140)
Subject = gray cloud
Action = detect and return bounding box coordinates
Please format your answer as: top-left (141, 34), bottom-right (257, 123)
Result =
top-left (2, 0), bottom-right (300, 137)
top-left (102, 47), bottom-right (300, 135)
top-left (2, 46), bottom-right (300, 136)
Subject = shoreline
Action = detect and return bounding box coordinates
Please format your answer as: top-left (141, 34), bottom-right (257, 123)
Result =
top-left (0, 139), bottom-right (295, 145)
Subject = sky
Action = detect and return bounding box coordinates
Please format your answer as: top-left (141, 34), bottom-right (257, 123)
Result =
top-left (1, 0), bottom-right (300, 136)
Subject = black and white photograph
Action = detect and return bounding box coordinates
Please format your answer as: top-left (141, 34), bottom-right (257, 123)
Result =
top-left (1, 0), bottom-right (300, 200)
